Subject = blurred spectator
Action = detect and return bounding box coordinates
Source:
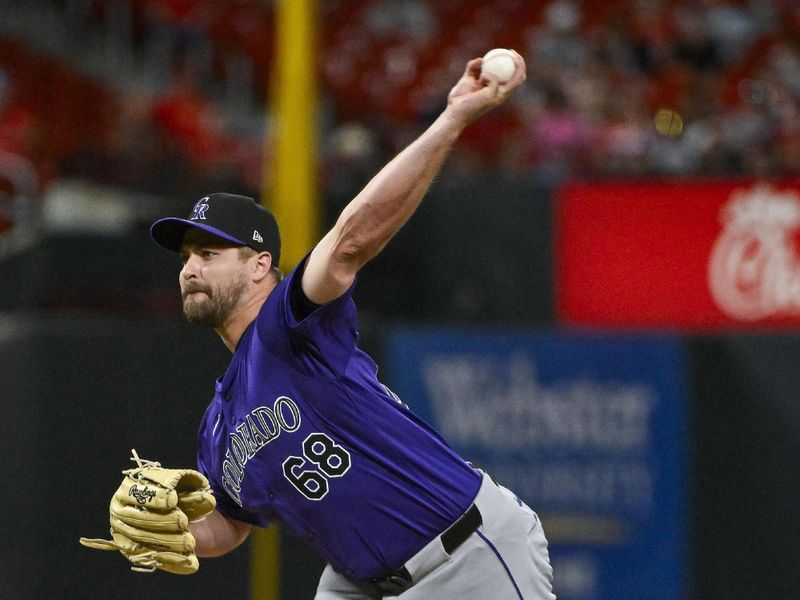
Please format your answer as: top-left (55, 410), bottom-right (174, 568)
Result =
top-left (363, 0), bottom-right (438, 46)
top-left (671, 4), bottom-right (723, 72)
top-left (522, 84), bottom-right (594, 184)
top-left (0, 70), bottom-right (40, 234)
top-left (590, 84), bottom-right (654, 176)
top-left (208, 0), bottom-right (273, 107)
top-left (528, 0), bottom-right (591, 73)
top-left (2, 0), bottom-right (800, 193)
top-left (323, 121), bottom-right (384, 197)
top-left (0, 149), bottom-right (39, 234)
top-left (142, 0), bottom-right (217, 83)
top-left (629, 0), bottom-right (673, 75)
top-left (151, 63), bottom-right (253, 186)
top-left (60, 87), bottom-right (189, 196)
top-left (767, 41), bottom-right (800, 99)
top-left (0, 69), bottom-right (46, 173)
top-left (705, 0), bottom-right (762, 64)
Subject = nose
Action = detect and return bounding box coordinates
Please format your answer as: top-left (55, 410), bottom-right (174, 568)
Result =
top-left (181, 252), bottom-right (200, 281)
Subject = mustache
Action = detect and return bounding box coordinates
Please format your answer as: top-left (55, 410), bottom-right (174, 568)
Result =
top-left (182, 283), bottom-right (212, 299)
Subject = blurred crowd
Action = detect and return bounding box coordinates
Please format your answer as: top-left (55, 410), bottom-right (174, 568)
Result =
top-left (0, 0), bottom-right (799, 221)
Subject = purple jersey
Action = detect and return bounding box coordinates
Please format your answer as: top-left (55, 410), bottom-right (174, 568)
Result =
top-left (196, 258), bottom-right (481, 582)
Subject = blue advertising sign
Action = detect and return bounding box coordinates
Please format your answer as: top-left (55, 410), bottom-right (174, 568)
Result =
top-left (386, 330), bottom-right (687, 600)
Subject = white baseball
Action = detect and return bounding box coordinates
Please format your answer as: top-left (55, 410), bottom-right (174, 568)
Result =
top-left (481, 49), bottom-right (516, 83)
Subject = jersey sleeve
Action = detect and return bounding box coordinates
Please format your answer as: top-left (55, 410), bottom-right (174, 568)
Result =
top-left (210, 488), bottom-right (270, 527)
top-left (255, 254), bottom-right (359, 377)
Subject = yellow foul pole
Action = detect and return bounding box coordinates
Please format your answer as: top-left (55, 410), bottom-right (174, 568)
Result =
top-left (253, 2), bottom-right (319, 598)
top-left (264, 0), bottom-right (320, 272)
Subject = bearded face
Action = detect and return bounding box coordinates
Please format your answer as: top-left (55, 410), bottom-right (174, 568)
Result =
top-left (181, 271), bottom-right (248, 328)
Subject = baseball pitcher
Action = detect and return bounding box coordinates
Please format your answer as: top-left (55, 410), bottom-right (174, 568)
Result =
top-left (82, 51), bottom-right (556, 599)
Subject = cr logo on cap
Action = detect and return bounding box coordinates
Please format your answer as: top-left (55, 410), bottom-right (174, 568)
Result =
top-left (190, 198), bottom-right (210, 221)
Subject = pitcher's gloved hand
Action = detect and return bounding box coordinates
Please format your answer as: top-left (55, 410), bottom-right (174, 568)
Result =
top-left (80, 449), bottom-right (216, 574)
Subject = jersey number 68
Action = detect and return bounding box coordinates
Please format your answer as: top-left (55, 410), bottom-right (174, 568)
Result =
top-left (282, 433), bottom-right (352, 501)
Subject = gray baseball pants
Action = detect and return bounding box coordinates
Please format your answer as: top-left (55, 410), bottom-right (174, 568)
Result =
top-left (314, 472), bottom-right (556, 599)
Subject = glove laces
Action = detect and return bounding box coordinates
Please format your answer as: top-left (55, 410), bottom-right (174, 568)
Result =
top-left (122, 448), bottom-right (162, 477)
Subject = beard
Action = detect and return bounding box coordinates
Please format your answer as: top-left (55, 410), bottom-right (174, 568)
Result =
top-left (182, 275), bottom-right (248, 328)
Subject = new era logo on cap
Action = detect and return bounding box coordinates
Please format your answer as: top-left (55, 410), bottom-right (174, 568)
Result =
top-left (149, 193), bottom-right (281, 265)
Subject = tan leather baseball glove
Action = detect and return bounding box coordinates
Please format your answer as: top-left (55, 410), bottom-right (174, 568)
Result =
top-left (80, 450), bottom-right (216, 574)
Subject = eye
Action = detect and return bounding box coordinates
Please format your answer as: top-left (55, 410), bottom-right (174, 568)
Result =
top-left (202, 250), bottom-right (218, 259)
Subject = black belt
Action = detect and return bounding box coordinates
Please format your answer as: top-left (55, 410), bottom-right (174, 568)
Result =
top-left (368, 504), bottom-right (483, 595)
top-left (441, 503), bottom-right (482, 554)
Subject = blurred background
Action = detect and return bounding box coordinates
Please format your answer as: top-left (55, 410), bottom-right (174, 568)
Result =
top-left (1, 0), bottom-right (799, 598)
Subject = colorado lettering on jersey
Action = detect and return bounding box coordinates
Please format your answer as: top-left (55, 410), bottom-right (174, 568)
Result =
top-left (222, 395), bottom-right (301, 506)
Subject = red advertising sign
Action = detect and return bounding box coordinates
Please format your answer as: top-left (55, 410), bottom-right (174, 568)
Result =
top-left (555, 180), bottom-right (800, 329)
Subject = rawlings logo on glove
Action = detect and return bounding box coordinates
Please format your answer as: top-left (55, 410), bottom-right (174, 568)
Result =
top-left (129, 485), bottom-right (158, 504)
top-left (80, 449), bottom-right (216, 574)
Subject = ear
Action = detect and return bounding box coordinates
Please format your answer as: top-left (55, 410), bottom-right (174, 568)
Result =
top-left (251, 251), bottom-right (273, 283)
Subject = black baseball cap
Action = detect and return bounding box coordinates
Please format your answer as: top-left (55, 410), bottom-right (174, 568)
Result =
top-left (150, 193), bottom-right (281, 264)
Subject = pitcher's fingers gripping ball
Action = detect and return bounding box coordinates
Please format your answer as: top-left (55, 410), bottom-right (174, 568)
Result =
top-left (80, 449), bottom-right (216, 574)
top-left (447, 49), bottom-right (526, 126)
